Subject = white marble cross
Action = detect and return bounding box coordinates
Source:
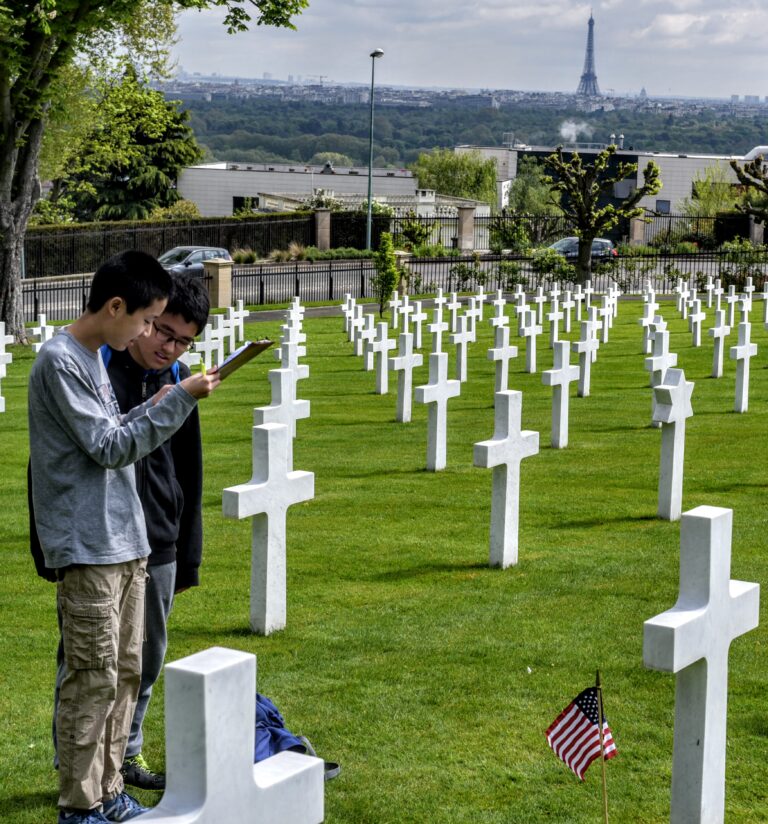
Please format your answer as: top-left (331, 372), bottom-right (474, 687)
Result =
top-left (725, 285), bottom-right (738, 327)
top-left (763, 281), bottom-right (768, 324)
top-left (0, 321), bottom-right (14, 380)
top-left (214, 313), bottom-right (236, 356)
top-left (532, 286), bottom-right (547, 325)
top-left (370, 322), bottom-right (396, 394)
top-left (465, 297), bottom-right (481, 342)
top-left (414, 352), bottom-right (461, 471)
top-left (713, 278), bottom-right (723, 311)
top-left (359, 314), bottom-right (377, 371)
top-left (411, 300), bottom-right (428, 350)
top-left (487, 324), bottom-right (518, 392)
top-left (489, 295), bottom-right (508, 329)
top-left (388, 292), bottom-right (402, 330)
top-left (572, 283), bottom-right (585, 320)
top-left (582, 280), bottom-right (594, 310)
top-left (433, 287), bottom-right (447, 320)
top-left (276, 327), bottom-right (309, 396)
top-left (142, 647), bottom-right (324, 824)
top-left (572, 317), bottom-right (599, 398)
top-left (449, 314), bottom-right (472, 383)
top-left (389, 332), bottom-right (423, 423)
top-left (689, 299), bottom-right (705, 348)
top-left (521, 309), bottom-right (542, 374)
top-left (674, 278), bottom-right (684, 313)
top-left (708, 309), bottom-right (730, 379)
top-left (177, 350), bottom-right (202, 370)
top-left (446, 292), bottom-right (461, 333)
top-left (398, 294), bottom-right (414, 334)
top-left (609, 281), bottom-right (621, 319)
top-left (679, 281), bottom-right (691, 319)
top-left (473, 391), bottom-right (539, 568)
top-left (475, 284), bottom-right (488, 320)
top-left (743, 275), bottom-right (755, 312)
top-left (428, 307), bottom-right (449, 354)
top-left (232, 300), bottom-right (249, 343)
top-left (560, 289), bottom-right (574, 334)
top-left (549, 281), bottom-right (561, 305)
top-left (652, 368), bottom-right (694, 521)
top-left (542, 341), bottom-right (580, 448)
top-left (599, 295), bottom-right (611, 344)
top-left (729, 321), bottom-right (757, 413)
top-left (515, 296), bottom-right (530, 337)
top-left (341, 293), bottom-right (354, 333)
top-left (587, 306), bottom-right (601, 363)
top-left (736, 296), bottom-right (750, 324)
top-left (546, 298), bottom-right (563, 349)
top-left (254, 368), bottom-right (310, 467)
top-left (350, 305), bottom-right (366, 351)
top-left (195, 323), bottom-right (225, 370)
top-left (639, 302), bottom-right (656, 355)
top-left (703, 275), bottom-right (714, 309)
top-left (643, 506), bottom-right (759, 824)
top-left (223, 423), bottom-right (314, 634)
top-left (32, 313), bottom-right (55, 353)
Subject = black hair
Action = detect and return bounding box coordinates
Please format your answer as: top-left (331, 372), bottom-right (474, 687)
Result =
top-left (165, 275), bottom-right (210, 335)
top-left (86, 251), bottom-right (172, 314)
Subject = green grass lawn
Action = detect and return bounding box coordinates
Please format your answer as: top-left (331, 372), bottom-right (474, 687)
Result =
top-left (1, 297), bottom-right (767, 823)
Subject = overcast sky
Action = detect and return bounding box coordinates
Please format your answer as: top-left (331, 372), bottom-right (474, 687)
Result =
top-left (173, 1), bottom-right (766, 99)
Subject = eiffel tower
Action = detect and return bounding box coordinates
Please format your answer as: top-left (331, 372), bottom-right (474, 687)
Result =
top-left (576, 13), bottom-right (600, 97)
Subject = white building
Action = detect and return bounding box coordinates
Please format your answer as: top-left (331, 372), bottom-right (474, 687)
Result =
top-left (177, 161), bottom-right (490, 217)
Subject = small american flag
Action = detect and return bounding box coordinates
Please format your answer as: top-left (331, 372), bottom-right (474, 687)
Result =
top-left (545, 687), bottom-right (617, 780)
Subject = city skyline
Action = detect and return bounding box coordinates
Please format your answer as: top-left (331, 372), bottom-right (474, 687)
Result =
top-left (173, 1), bottom-right (767, 100)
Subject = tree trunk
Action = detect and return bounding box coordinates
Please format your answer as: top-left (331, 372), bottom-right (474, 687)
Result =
top-left (575, 237), bottom-right (593, 283)
top-left (0, 223), bottom-right (28, 342)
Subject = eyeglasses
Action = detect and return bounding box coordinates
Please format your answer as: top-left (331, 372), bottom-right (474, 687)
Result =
top-left (153, 321), bottom-right (195, 350)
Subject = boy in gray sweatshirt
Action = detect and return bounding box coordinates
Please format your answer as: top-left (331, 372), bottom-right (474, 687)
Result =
top-left (28, 251), bottom-right (220, 824)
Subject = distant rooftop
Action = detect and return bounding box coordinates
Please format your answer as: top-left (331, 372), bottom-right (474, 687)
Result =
top-left (193, 161), bottom-right (413, 178)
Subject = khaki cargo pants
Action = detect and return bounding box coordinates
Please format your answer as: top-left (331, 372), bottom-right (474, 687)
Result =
top-left (56, 559), bottom-right (148, 811)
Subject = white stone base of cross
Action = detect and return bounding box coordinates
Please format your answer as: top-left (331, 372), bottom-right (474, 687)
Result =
top-left (473, 391), bottom-right (539, 568)
top-left (140, 646), bottom-right (324, 824)
top-left (223, 423), bottom-right (314, 634)
top-left (643, 507), bottom-right (759, 824)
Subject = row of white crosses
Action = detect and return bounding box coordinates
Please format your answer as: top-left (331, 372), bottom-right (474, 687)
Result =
top-left (223, 298), bottom-right (313, 636)
top-left (190, 300), bottom-right (249, 370)
top-left (0, 322), bottom-right (13, 413)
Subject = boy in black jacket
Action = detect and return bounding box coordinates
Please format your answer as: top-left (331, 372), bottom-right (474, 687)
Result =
top-left (105, 276), bottom-right (211, 791)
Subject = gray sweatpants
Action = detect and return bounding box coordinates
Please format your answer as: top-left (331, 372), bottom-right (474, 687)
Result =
top-left (126, 560), bottom-right (176, 758)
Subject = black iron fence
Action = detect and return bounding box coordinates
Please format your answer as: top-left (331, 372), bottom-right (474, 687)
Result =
top-left (23, 215), bottom-right (315, 278)
top-left (22, 249), bottom-right (768, 323)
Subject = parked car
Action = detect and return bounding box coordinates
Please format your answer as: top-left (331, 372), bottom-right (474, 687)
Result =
top-left (158, 246), bottom-right (232, 277)
top-left (548, 237), bottom-right (618, 261)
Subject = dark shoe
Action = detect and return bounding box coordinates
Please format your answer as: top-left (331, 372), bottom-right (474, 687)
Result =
top-left (102, 791), bottom-right (148, 821)
top-left (298, 735), bottom-right (342, 782)
top-left (58, 810), bottom-right (109, 824)
top-left (121, 753), bottom-right (165, 791)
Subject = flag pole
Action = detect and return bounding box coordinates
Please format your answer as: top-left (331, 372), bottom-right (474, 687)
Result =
top-left (595, 669), bottom-right (609, 824)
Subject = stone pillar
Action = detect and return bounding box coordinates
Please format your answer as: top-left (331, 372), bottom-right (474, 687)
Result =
top-left (629, 216), bottom-right (646, 246)
top-left (204, 258), bottom-right (232, 309)
top-left (749, 216), bottom-right (764, 246)
top-left (315, 209), bottom-right (331, 251)
top-left (395, 251), bottom-right (412, 296)
top-left (457, 206), bottom-right (475, 252)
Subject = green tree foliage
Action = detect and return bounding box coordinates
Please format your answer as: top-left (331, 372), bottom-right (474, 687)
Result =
top-left (508, 155), bottom-right (561, 216)
top-left (730, 155), bottom-right (768, 225)
top-left (0, 0), bottom-right (309, 339)
top-left (679, 164), bottom-right (739, 217)
top-left (372, 232), bottom-right (399, 316)
top-left (544, 145), bottom-right (662, 281)
top-left (57, 69), bottom-right (203, 221)
top-left (410, 149), bottom-right (497, 208)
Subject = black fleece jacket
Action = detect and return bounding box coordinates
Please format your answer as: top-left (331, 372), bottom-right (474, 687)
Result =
top-left (104, 348), bottom-right (204, 590)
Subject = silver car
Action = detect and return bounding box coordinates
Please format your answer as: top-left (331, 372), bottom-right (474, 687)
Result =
top-left (158, 246), bottom-right (232, 277)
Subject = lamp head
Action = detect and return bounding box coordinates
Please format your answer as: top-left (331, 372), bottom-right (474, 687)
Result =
top-left (370, 48), bottom-right (384, 59)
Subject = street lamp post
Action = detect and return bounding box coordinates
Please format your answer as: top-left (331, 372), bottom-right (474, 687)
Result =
top-left (366, 48), bottom-right (384, 251)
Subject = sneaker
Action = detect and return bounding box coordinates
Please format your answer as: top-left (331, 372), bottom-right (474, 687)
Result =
top-left (102, 792), bottom-right (148, 822)
top-left (121, 753), bottom-right (165, 791)
top-left (58, 811), bottom-right (109, 824)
